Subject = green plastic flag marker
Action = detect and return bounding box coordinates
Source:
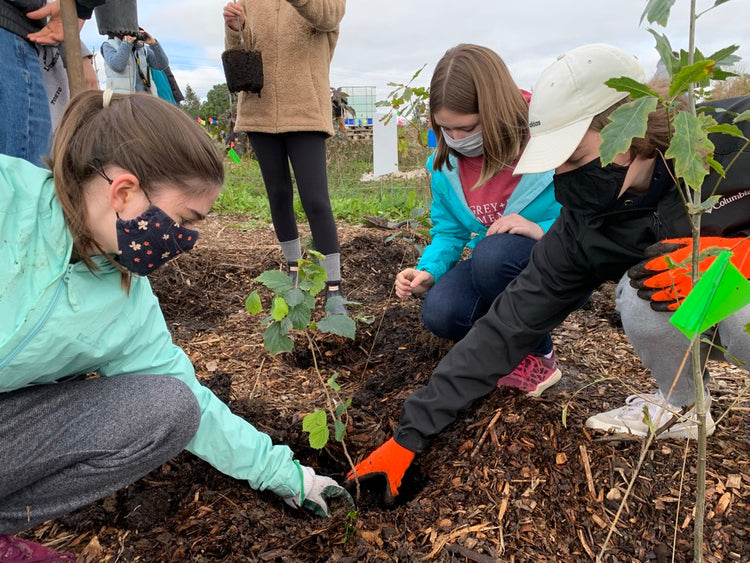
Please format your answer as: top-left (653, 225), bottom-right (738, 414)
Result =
top-left (228, 147), bottom-right (241, 164)
top-left (670, 250), bottom-right (750, 338)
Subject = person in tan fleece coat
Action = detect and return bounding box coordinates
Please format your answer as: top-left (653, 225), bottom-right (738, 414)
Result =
top-left (223, 0), bottom-right (348, 315)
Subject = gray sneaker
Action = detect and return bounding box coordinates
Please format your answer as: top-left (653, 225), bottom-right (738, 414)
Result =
top-left (585, 390), bottom-right (715, 440)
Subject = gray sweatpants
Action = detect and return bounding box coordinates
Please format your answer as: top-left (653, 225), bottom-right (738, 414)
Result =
top-left (0, 375), bottom-right (200, 534)
top-left (616, 274), bottom-right (750, 407)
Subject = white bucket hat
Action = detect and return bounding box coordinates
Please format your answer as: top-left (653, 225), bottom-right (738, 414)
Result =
top-left (514, 43), bottom-right (646, 175)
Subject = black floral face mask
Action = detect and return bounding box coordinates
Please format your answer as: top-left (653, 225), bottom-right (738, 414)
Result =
top-left (116, 205), bottom-right (199, 276)
top-left (552, 158), bottom-right (629, 214)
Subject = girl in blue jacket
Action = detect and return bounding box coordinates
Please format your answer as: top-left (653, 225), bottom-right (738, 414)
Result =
top-left (395, 44), bottom-right (562, 396)
top-left (0, 91), bottom-right (349, 558)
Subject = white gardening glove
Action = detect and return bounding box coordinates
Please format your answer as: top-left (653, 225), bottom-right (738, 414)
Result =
top-left (283, 461), bottom-right (354, 517)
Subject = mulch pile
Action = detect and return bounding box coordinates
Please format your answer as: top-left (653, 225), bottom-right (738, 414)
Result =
top-left (25, 216), bottom-right (750, 562)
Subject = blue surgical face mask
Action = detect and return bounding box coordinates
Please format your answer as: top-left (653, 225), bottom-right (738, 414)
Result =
top-left (442, 128), bottom-right (484, 157)
top-left (116, 205), bottom-right (199, 276)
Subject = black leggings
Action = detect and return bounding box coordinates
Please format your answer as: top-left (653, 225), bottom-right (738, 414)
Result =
top-left (249, 131), bottom-right (339, 255)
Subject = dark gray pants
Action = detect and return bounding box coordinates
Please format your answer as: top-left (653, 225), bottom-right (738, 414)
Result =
top-left (0, 375), bottom-right (200, 533)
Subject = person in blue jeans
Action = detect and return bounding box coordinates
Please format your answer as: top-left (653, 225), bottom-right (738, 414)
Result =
top-left (394, 44), bottom-right (562, 396)
top-left (0, 0), bottom-right (105, 165)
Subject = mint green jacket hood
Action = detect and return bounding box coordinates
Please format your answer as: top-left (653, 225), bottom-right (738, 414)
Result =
top-left (0, 155), bottom-right (301, 498)
top-left (417, 152), bottom-right (560, 282)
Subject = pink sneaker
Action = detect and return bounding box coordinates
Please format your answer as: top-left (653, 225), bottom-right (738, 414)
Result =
top-left (496, 351), bottom-right (561, 397)
top-left (0, 535), bottom-right (75, 562)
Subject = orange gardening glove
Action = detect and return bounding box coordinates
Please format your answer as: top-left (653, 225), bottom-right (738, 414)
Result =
top-left (346, 438), bottom-right (415, 501)
top-left (629, 237), bottom-right (750, 311)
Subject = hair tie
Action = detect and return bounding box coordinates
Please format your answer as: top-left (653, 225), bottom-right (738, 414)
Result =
top-left (102, 89), bottom-right (114, 108)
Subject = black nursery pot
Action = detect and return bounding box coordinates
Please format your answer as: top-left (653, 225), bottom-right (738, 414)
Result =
top-left (222, 50), bottom-right (264, 95)
top-left (94, 0), bottom-right (139, 37)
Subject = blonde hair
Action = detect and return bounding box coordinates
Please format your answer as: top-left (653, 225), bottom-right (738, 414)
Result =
top-left (430, 44), bottom-right (528, 189)
top-left (48, 91), bottom-right (224, 284)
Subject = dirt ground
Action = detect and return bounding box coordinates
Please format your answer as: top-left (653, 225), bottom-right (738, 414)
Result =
top-left (25, 216), bottom-right (750, 562)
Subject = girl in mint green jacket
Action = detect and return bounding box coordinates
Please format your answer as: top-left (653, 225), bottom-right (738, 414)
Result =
top-left (0, 91), bottom-right (349, 550)
top-left (394, 44), bottom-right (562, 397)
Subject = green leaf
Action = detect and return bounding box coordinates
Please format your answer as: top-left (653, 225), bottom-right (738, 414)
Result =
top-left (693, 194), bottom-right (723, 212)
top-left (665, 111), bottom-right (715, 191)
top-left (297, 260), bottom-right (327, 295)
top-left (270, 295), bottom-right (289, 321)
top-left (263, 319), bottom-right (293, 355)
top-left (316, 314), bottom-right (356, 339)
top-left (647, 29), bottom-right (675, 78)
top-left (334, 419), bottom-right (347, 442)
top-left (324, 295), bottom-right (348, 314)
top-left (256, 270), bottom-right (294, 293)
top-left (283, 288), bottom-right (306, 307)
top-left (706, 45), bottom-right (740, 67)
top-left (306, 250), bottom-right (326, 262)
top-left (302, 409), bottom-right (329, 449)
top-left (706, 123), bottom-right (746, 139)
top-left (303, 293), bottom-right (316, 309)
top-left (354, 313), bottom-right (375, 325)
top-left (599, 98), bottom-right (658, 165)
top-left (641, 0), bottom-right (676, 26)
top-left (604, 77), bottom-right (660, 100)
top-left (335, 398), bottom-right (351, 417)
top-left (705, 155), bottom-right (725, 179)
top-left (710, 68), bottom-right (737, 81)
top-left (669, 60), bottom-right (714, 98)
top-left (733, 110), bottom-right (750, 124)
top-left (327, 373), bottom-right (341, 391)
top-left (287, 302), bottom-right (312, 330)
top-left (245, 290), bottom-right (262, 314)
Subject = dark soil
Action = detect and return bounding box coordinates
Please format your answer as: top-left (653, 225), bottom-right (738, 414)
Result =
top-left (25, 217), bottom-right (750, 562)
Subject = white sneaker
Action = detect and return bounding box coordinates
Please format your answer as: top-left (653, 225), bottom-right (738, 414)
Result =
top-left (585, 390), bottom-right (715, 440)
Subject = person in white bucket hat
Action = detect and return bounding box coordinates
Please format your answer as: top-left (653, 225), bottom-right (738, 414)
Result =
top-left (345, 43), bottom-right (750, 503)
top-left (514, 43), bottom-right (645, 174)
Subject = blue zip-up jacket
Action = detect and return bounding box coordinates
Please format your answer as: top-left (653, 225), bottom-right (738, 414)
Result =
top-left (416, 152), bottom-right (560, 282)
top-left (0, 155), bottom-right (301, 498)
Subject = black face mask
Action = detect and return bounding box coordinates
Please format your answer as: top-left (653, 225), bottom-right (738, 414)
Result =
top-left (116, 205), bottom-right (199, 276)
top-left (553, 158), bottom-right (629, 214)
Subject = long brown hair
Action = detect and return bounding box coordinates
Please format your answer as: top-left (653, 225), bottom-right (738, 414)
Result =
top-left (430, 44), bottom-right (528, 189)
top-left (48, 91), bottom-right (224, 284)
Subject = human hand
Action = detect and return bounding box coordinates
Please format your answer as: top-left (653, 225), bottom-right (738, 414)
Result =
top-left (628, 237), bottom-right (750, 311)
top-left (486, 213), bottom-right (543, 240)
top-left (26, 1), bottom-right (84, 45)
top-left (223, 1), bottom-right (244, 31)
top-left (139, 29), bottom-right (156, 45)
top-left (123, 35), bottom-right (137, 44)
top-left (345, 438), bottom-right (415, 504)
top-left (395, 268), bottom-right (434, 299)
top-left (283, 463), bottom-right (354, 517)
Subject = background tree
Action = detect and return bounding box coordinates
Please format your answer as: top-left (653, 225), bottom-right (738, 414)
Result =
top-left (182, 84), bottom-right (201, 120)
top-left (200, 83), bottom-right (232, 120)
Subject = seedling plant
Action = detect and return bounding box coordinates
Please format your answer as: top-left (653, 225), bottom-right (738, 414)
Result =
top-left (245, 251), bottom-right (362, 504)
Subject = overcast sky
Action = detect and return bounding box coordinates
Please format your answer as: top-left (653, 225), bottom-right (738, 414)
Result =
top-left (81, 0), bottom-right (750, 102)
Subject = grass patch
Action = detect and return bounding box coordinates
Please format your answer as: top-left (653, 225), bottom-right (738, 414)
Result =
top-left (214, 135), bottom-right (434, 225)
